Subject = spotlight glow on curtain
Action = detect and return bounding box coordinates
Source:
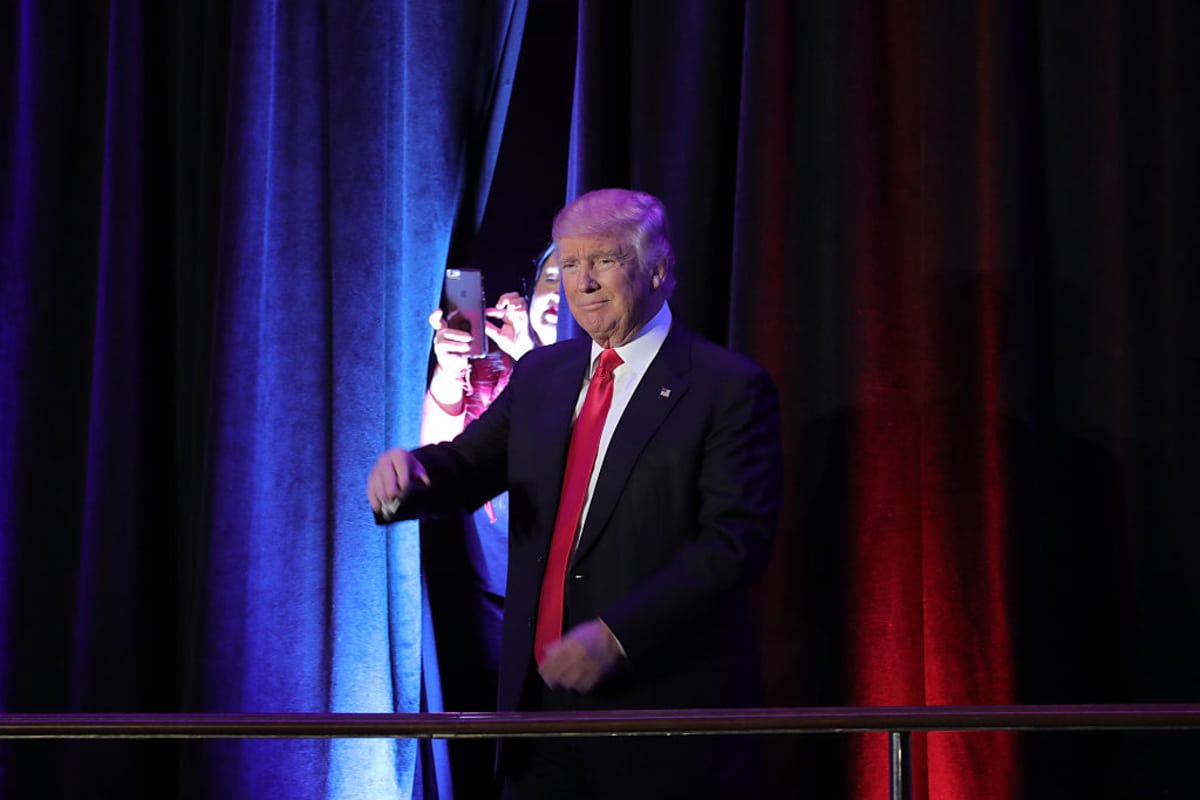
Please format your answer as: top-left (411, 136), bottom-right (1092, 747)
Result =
top-left (201, 2), bottom-right (526, 798)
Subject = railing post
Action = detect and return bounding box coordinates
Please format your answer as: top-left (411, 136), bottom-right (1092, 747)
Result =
top-left (889, 730), bottom-right (912, 800)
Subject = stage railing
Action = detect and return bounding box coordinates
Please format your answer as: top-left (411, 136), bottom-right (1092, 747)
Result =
top-left (4, 705), bottom-right (1200, 800)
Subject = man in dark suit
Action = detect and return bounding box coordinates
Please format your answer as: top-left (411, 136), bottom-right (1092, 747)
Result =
top-left (368, 188), bottom-right (782, 798)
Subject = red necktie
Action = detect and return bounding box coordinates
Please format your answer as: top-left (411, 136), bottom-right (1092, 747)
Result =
top-left (534, 347), bottom-right (624, 664)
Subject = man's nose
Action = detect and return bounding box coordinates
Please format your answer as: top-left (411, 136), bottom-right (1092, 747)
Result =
top-left (576, 267), bottom-right (600, 290)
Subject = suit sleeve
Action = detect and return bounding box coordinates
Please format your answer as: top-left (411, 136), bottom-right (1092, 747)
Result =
top-left (599, 363), bottom-right (782, 669)
top-left (387, 372), bottom-right (515, 520)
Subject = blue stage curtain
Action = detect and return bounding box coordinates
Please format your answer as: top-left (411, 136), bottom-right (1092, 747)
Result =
top-left (1, 1), bottom-right (526, 797)
top-left (200, 3), bottom-right (526, 798)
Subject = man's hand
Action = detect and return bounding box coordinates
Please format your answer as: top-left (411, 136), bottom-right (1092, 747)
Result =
top-left (484, 292), bottom-right (535, 360)
top-left (366, 447), bottom-right (431, 515)
top-left (537, 618), bottom-right (625, 693)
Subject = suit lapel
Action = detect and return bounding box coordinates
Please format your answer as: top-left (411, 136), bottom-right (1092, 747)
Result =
top-left (569, 324), bottom-right (693, 568)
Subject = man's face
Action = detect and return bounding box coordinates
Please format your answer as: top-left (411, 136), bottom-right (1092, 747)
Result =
top-left (557, 234), bottom-right (664, 349)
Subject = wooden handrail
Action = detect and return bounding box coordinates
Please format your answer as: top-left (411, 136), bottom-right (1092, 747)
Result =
top-left (2, 704), bottom-right (1199, 739)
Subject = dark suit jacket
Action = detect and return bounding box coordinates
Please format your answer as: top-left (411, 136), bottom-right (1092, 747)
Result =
top-left (395, 319), bottom-right (782, 718)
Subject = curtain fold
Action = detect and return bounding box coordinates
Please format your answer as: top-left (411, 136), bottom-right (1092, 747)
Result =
top-left (0, 0), bottom-right (36, 717)
top-left (840, 4), bottom-right (1025, 798)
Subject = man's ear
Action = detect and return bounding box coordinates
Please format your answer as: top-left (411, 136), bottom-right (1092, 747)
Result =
top-left (651, 262), bottom-right (667, 289)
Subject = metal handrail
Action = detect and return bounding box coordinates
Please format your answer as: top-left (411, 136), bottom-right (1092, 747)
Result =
top-left (5, 705), bottom-right (1197, 800)
top-left (2, 704), bottom-right (1198, 739)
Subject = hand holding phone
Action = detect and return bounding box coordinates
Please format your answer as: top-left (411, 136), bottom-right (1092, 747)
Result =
top-left (483, 291), bottom-right (536, 360)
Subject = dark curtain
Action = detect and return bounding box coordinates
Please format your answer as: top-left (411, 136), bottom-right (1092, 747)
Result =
top-left (3, 1), bottom-right (1199, 799)
top-left (564, 1), bottom-right (1200, 798)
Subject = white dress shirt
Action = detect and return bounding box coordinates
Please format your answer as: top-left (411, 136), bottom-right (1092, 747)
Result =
top-left (572, 302), bottom-right (673, 542)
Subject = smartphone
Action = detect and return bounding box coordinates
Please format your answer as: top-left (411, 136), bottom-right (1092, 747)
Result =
top-left (442, 267), bottom-right (488, 358)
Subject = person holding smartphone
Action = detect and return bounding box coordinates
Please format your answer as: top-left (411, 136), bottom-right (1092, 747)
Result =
top-left (418, 247), bottom-right (559, 800)
top-left (422, 247), bottom-right (559, 440)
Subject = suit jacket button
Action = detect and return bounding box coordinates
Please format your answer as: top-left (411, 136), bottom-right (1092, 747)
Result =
top-left (535, 554), bottom-right (544, 564)
top-left (527, 617), bottom-right (534, 630)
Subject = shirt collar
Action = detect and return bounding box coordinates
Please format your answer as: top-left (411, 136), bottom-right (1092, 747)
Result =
top-left (589, 302), bottom-right (672, 376)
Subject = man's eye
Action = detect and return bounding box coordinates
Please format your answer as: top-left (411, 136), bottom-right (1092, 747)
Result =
top-left (561, 261), bottom-right (578, 270)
